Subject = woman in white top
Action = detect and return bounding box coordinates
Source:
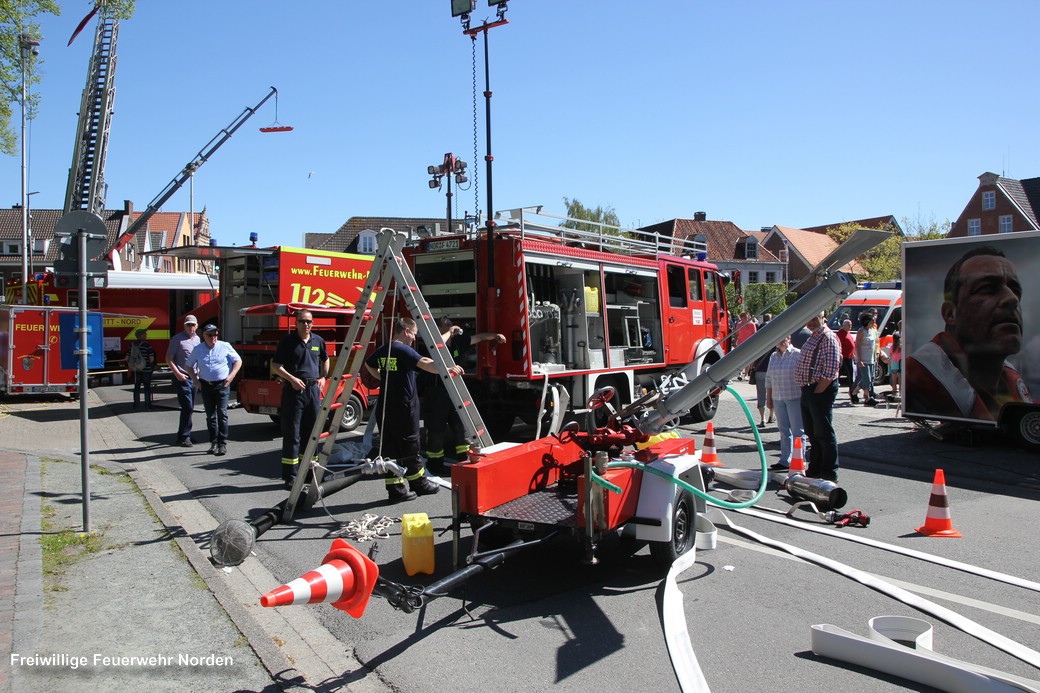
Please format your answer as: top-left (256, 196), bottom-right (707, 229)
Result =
top-left (765, 336), bottom-right (804, 471)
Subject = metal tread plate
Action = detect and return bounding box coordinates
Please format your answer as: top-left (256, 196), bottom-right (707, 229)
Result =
top-left (482, 486), bottom-right (579, 527)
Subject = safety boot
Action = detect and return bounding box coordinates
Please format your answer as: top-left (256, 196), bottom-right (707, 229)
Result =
top-left (387, 483), bottom-right (417, 503)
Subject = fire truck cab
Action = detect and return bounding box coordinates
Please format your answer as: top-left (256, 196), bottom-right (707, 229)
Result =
top-left (151, 243), bottom-right (378, 430)
top-left (405, 209), bottom-right (732, 435)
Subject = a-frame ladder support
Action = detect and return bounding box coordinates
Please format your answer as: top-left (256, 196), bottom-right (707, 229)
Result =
top-left (282, 229), bottom-right (493, 522)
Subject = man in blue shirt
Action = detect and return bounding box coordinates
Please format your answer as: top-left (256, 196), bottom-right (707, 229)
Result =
top-left (272, 309), bottom-right (329, 489)
top-left (166, 315), bottom-right (201, 446)
top-left (188, 324), bottom-right (242, 456)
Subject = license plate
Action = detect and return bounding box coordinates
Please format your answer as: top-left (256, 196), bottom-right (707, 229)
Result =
top-left (26, 385), bottom-right (62, 393)
top-left (259, 406), bottom-right (278, 415)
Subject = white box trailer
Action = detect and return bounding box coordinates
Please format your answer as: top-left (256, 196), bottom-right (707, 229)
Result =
top-left (902, 231), bottom-right (1039, 449)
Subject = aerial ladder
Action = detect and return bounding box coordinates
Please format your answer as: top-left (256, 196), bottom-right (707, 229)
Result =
top-left (63, 9), bottom-right (118, 215)
top-left (281, 228), bottom-right (494, 522)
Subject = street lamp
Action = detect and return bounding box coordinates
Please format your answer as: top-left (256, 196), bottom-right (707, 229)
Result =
top-left (450, 0), bottom-right (508, 286)
top-left (20, 32), bottom-right (40, 305)
top-left (427, 153), bottom-right (468, 236)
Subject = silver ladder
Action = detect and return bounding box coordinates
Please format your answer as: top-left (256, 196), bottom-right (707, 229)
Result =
top-left (282, 229), bottom-right (494, 521)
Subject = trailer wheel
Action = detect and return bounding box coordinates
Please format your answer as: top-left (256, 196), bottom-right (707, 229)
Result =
top-left (1006, 407), bottom-right (1040, 451)
top-left (339, 392), bottom-right (364, 433)
top-left (650, 489), bottom-right (694, 569)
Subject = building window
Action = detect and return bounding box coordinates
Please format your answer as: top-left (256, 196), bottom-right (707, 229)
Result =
top-left (765, 271), bottom-right (776, 283)
top-left (3, 241), bottom-right (20, 255)
top-left (968, 219), bottom-right (981, 236)
top-left (748, 271), bottom-right (759, 283)
top-left (999, 215), bottom-right (1013, 233)
top-left (982, 191), bottom-right (995, 210)
top-left (745, 239), bottom-right (758, 259)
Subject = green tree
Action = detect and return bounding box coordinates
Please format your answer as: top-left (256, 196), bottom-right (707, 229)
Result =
top-left (2, 1), bottom-right (135, 156)
top-left (900, 213), bottom-right (950, 240)
top-left (1, 0), bottom-right (59, 155)
top-left (562, 197), bottom-right (621, 234)
top-left (826, 220), bottom-right (902, 282)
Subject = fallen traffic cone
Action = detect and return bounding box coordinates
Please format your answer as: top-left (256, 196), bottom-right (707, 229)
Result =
top-left (789, 436), bottom-right (806, 477)
top-left (260, 538), bottom-right (380, 617)
top-left (700, 422), bottom-right (723, 467)
top-left (915, 469), bottom-right (962, 538)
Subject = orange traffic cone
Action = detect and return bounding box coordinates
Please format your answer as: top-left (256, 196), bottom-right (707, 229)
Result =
top-left (700, 422), bottom-right (723, 467)
top-left (789, 436), bottom-right (806, 477)
top-left (915, 469), bottom-right (962, 538)
top-left (260, 538), bottom-right (380, 617)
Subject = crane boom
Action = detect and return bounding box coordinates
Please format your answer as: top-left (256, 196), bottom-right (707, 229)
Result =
top-left (104, 86), bottom-right (280, 262)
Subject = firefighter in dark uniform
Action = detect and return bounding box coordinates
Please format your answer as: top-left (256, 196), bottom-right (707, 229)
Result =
top-left (423, 317), bottom-right (505, 472)
top-left (364, 317), bottom-right (463, 503)
top-left (272, 310), bottom-right (329, 489)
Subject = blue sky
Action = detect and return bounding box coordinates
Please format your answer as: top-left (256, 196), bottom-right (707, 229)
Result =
top-left (6, 0), bottom-right (1040, 248)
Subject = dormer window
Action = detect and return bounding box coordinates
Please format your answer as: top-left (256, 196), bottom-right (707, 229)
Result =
top-left (357, 229), bottom-right (377, 255)
top-left (982, 191), bottom-right (995, 211)
top-left (745, 237), bottom-right (758, 260)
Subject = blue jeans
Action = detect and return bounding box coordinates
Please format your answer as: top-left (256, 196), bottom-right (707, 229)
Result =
top-left (773, 397), bottom-right (804, 466)
top-left (858, 362), bottom-right (877, 399)
top-left (175, 377), bottom-right (195, 440)
top-left (199, 381), bottom-right (230, 445)
top-left (799, 383), bottom-right (839, 477)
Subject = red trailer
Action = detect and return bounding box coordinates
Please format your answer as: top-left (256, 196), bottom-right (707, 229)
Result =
top-left (0, 305), bottom-right (79, 395)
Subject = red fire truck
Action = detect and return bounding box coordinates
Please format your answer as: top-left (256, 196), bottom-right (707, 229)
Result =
top-left (403, 209), bottom-right (733, 436)
top-left (152, 244), bottom-right (379, 431)
top-left (6, 271), bottom-right (216, 373)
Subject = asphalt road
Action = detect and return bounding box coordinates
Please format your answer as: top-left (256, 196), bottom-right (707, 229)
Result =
top-left (98, 378), bottom-right (1040, 692)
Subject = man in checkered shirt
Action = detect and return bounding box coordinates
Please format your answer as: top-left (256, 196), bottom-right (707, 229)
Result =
top-left (794, 311), bottom-right (842, 481)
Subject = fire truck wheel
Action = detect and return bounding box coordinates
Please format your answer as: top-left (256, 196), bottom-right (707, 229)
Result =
top-left (340, 392), bottom-right (364, 432)
top-left (874, 362), bottom-right (889, 386)
top-left (649, 489), bottom-right (694, 569)
top-left (486, 412), bottom-right (517, 439)
top-left (681, 392), bottom-right (718, 424)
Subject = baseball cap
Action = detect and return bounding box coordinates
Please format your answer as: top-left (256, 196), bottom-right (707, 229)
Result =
top-left (184, 315), bottom-right (198, 325)
top-left (202, 323), bottom-right (219, 334)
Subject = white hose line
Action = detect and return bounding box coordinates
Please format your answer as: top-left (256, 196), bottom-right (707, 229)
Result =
top-left (661, 514), bottom-right (718, 693)
top-left (732, 505), bottom-right (1040, 593)
top-left (706, 508), bottom-right (1040, 671)
top-left (812, 617), bottom-right (1040, 692)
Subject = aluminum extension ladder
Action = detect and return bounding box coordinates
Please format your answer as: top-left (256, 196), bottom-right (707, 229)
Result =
top-left (282, 229), bottom-right (493, 521)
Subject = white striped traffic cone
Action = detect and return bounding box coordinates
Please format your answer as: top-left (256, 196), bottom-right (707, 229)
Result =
top-left (700, 422), bottom-right (723, 467)
top-left (789, 436), bottom-right (806, 477)
top-left (260, 538), bottom-right (380, 617)
top-left (915, 469), bottom-right (962, 538)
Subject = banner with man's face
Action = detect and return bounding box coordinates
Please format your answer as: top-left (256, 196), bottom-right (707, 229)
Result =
top-left (903, 231), bottom-right (1039, 423)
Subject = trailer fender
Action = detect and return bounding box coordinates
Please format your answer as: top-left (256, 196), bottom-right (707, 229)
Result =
top-left (627, 452), bottom-right (706, 543)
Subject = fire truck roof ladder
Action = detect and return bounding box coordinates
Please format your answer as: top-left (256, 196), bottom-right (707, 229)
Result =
top-left (281, 229), bottom-right (493, 523)
top-left (495, 207), bottom-right (708, 260)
